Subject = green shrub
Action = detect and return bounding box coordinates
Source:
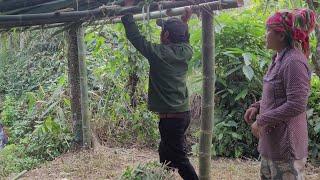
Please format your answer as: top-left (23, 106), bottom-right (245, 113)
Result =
top-left (308, 75), bottom-right (320, 164)
top-left (86, 23), bottom-right (160, 147)
top-left (120, 162), bottom-right (174, 180)
top-left (0, 144), bottom-right (40, 177)
top-left (23, 116), bottom-right (72, 161)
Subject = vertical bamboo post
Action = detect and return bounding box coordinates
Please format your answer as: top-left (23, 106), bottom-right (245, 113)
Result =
top-left (0, 33), bottom-right (2, 51)
top-left (19, 32), bottom-right (25, 50)
top-left (199, 7), bottom-right (215, 180)
top-left (8, 33), bottom-right (13, 53)
top-left (77, 25), bottom-right (91, 148)
top-left (67, 24), bottom-right (83, 147)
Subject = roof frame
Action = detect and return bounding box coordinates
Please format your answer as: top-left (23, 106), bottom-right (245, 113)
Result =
top-left (0, 0), bottom-right (241, 30)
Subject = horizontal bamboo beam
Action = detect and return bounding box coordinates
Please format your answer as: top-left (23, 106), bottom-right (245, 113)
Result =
top-left (0, 0), bottom-right (240, 29)
top-left (98, 1), bottom-right (221, 24)
top-left (0, 0), bottom-right (54, 12)
top-left (0, 0), bottom-right (115, 13)
top-left (2, 1), bottom-right (242, 32)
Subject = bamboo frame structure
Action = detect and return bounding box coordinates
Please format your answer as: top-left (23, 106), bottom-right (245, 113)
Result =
top-left (199, 7), bottom-right (215, 180)
top-left (99, 1), bottom-right (220, 24)
top-left (11, 1), bottom-right (229, 31)
top-left (0, 0), bottom-right (242, 152)
top-left (0, 0), bottom-right (239, 29)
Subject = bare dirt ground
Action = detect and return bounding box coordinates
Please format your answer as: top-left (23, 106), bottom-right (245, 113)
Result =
top-left (9, 146), bottom-right (320, 180)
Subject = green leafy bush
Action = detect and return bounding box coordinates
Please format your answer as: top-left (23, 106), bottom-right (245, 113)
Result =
top-left (86, 23), bottom-right (160, 147)
top-left (308, 75), bottom-right (320, 164)
top-left (120, 162), bottom-right (174, 180)
top-left (0, 144), bottom-right (40, 177)
top-left (23, 116), bottom-right (72, 161)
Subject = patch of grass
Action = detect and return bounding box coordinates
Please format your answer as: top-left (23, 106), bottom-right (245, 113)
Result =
top-left (120, 161), bottom-right (175, 180)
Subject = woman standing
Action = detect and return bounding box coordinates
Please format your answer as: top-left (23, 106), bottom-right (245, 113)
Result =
top-left (244, 9), bottom-right (316, 180)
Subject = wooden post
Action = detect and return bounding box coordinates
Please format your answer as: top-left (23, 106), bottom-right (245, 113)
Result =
top-left (67, 24), bottom-right (83, 147)
top-left (67, 23), bottom-right (91, 148)
top-left (0, 33), bottom-right (2, 51)
top-left (77, 25), bottom-right (91, 148)
top-left (199, 7), bottom-right (215, 180)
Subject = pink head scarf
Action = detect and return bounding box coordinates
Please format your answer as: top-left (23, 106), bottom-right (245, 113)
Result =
top-left (266, 9), bottom-right (316, 57)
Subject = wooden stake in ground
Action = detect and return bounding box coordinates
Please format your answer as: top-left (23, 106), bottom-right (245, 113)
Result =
top-left (199, 7), bottom-right (215, 180)
top-left (67, 24), bottom-right (83, 147)
top-left (77, 25), bottom-right (91, 148)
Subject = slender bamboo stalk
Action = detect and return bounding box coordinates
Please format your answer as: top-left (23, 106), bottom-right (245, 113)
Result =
top-left (0, 0), bottom-right (239, 29)
top-left (77, 25), bottom-right (91, 148)
top-left (19, 32), bottom-right (26, 49)
top-left (12, 170), bottom-right (28, 180)
top-left (5, 0), bottom-right (73, 15)
top-left (0, 33), bottom-right (2, 51)
top-left (67, 24), bottom-right (83, 147)
top-left (8, 33), bottom-right (13, 53)
top-left (0, 0), bottom-right (54, 12)
top-left (199, 7), bottom-right (215, 180)
top-left (0, 0), bottom-right (119, 13)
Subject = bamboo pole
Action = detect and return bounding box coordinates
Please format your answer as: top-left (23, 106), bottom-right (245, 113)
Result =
top-left (0, 33), bottom-right (2, 51)
top-left (12, 170), bottom-right (28, 180)
top-left (199, 7), bottom-right (215, 180)
top-left (77, 25), bottom-right (91, 148)
top-left (0, 0), bottom-right (239, 29)
top-left (98, 1), bottom-right (219, 24)
top-left (19, 32), bottom-right (26, 49)
top-left (67, 24), bottom-right (83, 147)
top-left (0, 0), bottom-right (54, 12)
top-left (0, 0), bottom-right (120, 13)
top-left (20, 1), bottom-right (222, 30)
top-left (5, 0), bottom-right (73, 15)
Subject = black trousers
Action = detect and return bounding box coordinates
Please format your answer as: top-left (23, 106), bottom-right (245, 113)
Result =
top-left (158, 111), bottom-right (199, 180)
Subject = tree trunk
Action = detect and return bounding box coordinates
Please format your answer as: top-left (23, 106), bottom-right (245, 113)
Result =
top-left (199, 7), bottom-right (215, 180)
top-left (77, 25), bottom-right (91, 148)
top-left (67, 24), bottom-right (83, 148)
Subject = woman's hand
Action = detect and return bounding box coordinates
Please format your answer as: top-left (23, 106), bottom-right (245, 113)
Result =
top-left (244, 107), bottom-right (258, 125)
top-left (251, 121), bottom-right (261, 139)
top-left (181, 7), bottom-right (192, 23)
top-left (124, 0), bottom-right (135, 7)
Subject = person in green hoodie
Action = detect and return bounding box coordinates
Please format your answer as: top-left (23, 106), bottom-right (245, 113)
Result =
top-left (121, 1), bottom-right (198, 179)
